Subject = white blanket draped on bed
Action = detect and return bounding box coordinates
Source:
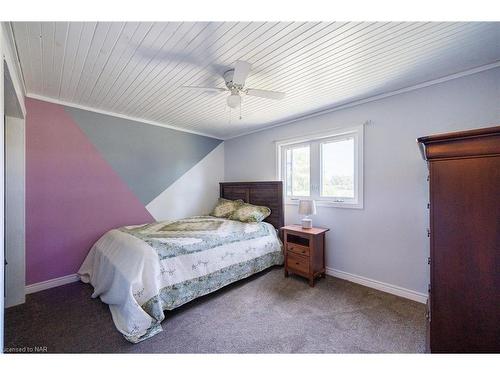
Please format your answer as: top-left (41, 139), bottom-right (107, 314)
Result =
top-left (78, 216), bottom-right (283, 343)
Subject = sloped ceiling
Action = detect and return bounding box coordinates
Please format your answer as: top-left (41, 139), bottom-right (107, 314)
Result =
top-left (11, 22), bottom-right (500, 138)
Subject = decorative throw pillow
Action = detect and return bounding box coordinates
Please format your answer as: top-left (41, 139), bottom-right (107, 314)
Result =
top-left (210, 198), bottom-right (244, 218)
top-left (229, 203), bottom-right (271, 223)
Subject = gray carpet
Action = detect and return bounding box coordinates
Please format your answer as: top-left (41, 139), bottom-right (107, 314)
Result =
top-left (4, 267), bottom-right (426, 353)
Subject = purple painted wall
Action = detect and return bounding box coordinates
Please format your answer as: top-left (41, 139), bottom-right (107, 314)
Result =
top-left (26, 98), bottom-right (153, 284)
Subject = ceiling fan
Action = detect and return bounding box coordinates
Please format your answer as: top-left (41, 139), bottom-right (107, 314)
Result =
top-left (181, 60), bottom-right (286, 109)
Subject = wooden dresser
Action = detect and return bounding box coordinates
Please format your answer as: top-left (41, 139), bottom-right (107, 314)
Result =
top-left (282, 225), bottom-right (329, 287)
top-left (418, 126), bottom-right (500, 353)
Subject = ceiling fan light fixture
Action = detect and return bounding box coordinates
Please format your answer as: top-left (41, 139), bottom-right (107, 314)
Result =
top-left (180, 60), bottom-right (285, 114)
top-left (227, 93), bottom-right (241, 108)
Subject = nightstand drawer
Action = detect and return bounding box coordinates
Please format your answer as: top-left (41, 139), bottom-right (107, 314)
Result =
top-left (286, 243), bottom-right (310, 256)
top-left (286, 252), bottom-right (309, 274)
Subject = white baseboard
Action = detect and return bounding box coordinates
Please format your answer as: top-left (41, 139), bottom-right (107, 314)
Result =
top-left (25, 274), bottom-right (80, 294)
top-left (325, 267), bottom-right (428, 304)
top-left (24, 269), bottom-right (427, 304)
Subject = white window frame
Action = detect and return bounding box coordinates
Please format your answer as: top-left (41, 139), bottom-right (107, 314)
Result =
top-left (282, 141), bottom-right (312, 200)
top-left (275, 124), bottom-right (364, 209)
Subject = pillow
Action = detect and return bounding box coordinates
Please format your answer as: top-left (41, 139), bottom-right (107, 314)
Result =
top-left (210, 198), bottom-right (244, 218)
top-left (229, 202), bottom-right (271, 223)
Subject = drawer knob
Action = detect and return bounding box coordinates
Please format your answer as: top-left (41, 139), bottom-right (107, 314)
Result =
top-left (295, 262), bottom-right (299, 265)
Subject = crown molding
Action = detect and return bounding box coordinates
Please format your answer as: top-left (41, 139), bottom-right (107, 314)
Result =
top-left (26, 61), bottom-right (499, 141)
top-left (26, 93), bottom-right (223, 140)
top-left (225, 61), bottom-right (500, 140)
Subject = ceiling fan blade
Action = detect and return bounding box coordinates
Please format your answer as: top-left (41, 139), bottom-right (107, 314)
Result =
top-left (232, 60), bottom-right (252, 86)
top-left (181, 86), bottom-right (227, 93)
top-left (246, 88), bottom-right (286, 100)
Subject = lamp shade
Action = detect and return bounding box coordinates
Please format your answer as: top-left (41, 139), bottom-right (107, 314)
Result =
top-left (298, 200), bottom-right (316, 216)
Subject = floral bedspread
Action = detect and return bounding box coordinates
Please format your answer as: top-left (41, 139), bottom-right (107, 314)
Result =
top-left (78, 216), bottom-right (283, 343)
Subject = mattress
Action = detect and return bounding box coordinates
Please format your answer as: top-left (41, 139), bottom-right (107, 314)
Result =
top-left (78, 215), bottom-right (283, 343)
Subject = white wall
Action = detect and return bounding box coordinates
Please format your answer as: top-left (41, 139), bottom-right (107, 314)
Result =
top-left (146, 143), bottom-right (225, 220)
top-left (225, 67), bottom-right (500, 298)
top-left (5, 116), bottom-right (26, 307)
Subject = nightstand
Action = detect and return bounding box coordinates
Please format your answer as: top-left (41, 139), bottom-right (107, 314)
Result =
top-left (282, 225), bottom-right (329, 287)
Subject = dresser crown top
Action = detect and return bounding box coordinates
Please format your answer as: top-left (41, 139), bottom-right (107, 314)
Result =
top-left (417, 125), bottom-right (500, 161)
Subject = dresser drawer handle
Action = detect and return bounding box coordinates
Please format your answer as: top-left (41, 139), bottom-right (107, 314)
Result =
top-left (295, 262), bottom-right (300, 265)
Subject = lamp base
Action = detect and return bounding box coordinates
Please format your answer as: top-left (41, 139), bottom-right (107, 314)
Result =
top-left (301, 218), bottom-right (312, 229)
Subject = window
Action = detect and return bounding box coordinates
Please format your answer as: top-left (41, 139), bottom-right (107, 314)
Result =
top-left (321, 137), bottom-right (355, 198)
top-left (277, 125), bottom-right (363, 208)
top-left (285, 144), bottom-right (310, 197)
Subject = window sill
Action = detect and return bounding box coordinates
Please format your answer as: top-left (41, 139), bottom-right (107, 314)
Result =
top-left (286, 199), bottom-right (364, 210)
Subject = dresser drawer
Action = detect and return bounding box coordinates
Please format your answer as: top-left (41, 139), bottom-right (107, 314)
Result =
top-left (286, 252), bottom-right (309, 274)
top-left (286, 243), bottom-right (310, 256)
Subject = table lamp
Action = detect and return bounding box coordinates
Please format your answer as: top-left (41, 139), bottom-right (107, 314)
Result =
top-left (298, 200), bottom-right (316, 229)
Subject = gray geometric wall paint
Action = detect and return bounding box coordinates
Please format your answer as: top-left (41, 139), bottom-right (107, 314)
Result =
top-left (65, 106), bottom-right (223, 205)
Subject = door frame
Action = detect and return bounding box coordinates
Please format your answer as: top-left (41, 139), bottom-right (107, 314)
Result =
top-left (1, 21), bottom-right (27, 352)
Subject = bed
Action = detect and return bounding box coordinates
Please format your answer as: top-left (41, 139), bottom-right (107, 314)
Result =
top-left (78, 181), bottom-right (284, 343)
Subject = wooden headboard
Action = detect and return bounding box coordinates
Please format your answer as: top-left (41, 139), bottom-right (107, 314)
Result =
top-left (220, 181), bottom-right (284, 230)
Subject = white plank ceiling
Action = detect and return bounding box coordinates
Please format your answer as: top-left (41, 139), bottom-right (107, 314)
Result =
top-left (11, 22), bottom-right (500, 139)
